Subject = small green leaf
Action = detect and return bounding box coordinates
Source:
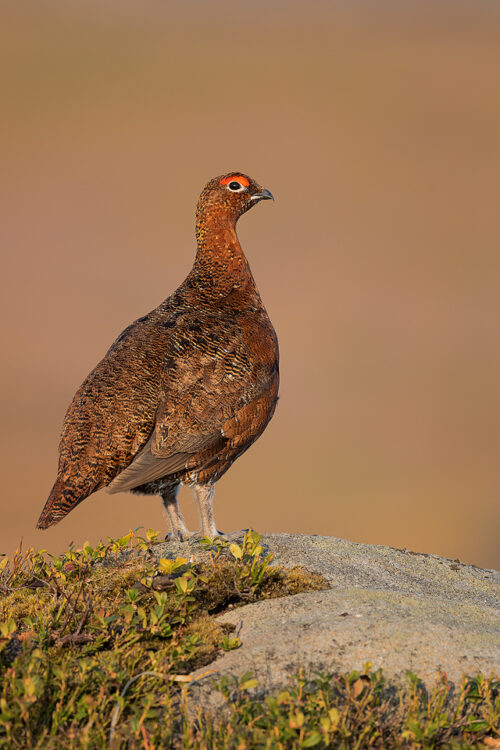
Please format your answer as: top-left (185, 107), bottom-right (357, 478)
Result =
top-left (126, 587), bottom-right (140, 602)
top-left (229, 543), bottom-right (243, 559)
top-left (221, 635), bottom-right (241, 651)
top-left (466, 719), bottom-right (490, 732)
top-left (302, 732), bottom-right (322, 747)
top-left (158, 558), bottom-right (175, 574)
top-left (0, 619), bottom-right (17, 637)
top-left (175, 577), bottom-right (189, 594)
top-left (240, 678), bottom-right (258, 691)
top-left (289, 710), bottom-right (305, 729)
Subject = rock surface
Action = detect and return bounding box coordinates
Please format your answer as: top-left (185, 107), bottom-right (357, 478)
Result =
top-left (153, 533), bottom-right (500, 700)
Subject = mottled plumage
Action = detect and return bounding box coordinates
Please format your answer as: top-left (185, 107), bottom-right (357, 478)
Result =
top-left (37, 173), bottom-right (279, 539)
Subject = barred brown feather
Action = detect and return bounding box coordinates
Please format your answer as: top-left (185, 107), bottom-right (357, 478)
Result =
top-left (37, 172), bottom-right (279, 538)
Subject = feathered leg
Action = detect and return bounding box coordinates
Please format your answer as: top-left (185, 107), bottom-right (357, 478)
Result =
top-left (192, 483), bottom-right (219, 538)
top-left (191, 483), bottom-right (247, 541)
top-left (161, 485), bottom-right (193, 541)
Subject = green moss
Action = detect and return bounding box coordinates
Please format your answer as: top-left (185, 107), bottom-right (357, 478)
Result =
top-left (0, 588), bottom-right (52, 623)
top-left (0, 530), bottom-right (329, 747)
top-left (261, 564), bottom-right (330, 598)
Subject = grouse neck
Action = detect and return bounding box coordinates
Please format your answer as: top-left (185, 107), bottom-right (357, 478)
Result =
top-left (193, 209), bottom-right (255, 292)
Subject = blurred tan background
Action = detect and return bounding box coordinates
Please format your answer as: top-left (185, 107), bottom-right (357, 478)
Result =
top-left (1, 1), bottom-right (499, 568)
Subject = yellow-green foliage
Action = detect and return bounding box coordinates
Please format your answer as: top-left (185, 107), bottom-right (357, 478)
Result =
top-left (0, 530), bottom-right (329, 748)
top-left (0, 531), bottom-right (498, 749)
top-left (197, 667), bottom-right (500, 750)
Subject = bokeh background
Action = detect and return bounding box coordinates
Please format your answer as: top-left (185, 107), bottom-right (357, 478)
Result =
top-left (1, 1), bottom-right (499, 568)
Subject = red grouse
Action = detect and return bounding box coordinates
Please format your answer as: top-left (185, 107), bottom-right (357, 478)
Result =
top-left (37, 173), bottom-right (279, 540)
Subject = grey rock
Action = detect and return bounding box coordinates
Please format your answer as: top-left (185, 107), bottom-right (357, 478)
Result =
top-left (152, 533), bottom-right (500, 703)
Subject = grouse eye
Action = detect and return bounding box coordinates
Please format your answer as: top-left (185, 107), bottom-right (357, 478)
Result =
top-left (227, 181), bottom-right (246, 192)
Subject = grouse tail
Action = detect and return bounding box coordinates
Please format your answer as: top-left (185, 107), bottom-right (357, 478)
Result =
top-left (36, 477), bottom-right (86, 530)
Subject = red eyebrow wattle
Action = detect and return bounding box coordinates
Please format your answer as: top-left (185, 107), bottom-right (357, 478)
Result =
top-left (220, 175), bottom-right (250, 187)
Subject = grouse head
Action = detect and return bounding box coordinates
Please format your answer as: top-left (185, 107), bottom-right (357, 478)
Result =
top-left (197, 172), bottom-right (274, 224)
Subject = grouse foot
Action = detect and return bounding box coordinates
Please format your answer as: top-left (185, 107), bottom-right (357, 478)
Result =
top-left (164, 529), bottom-right (195, 542)
top-left (190, 528), bottom-right (249, 542)
top-left (220, 529), bottom-right (250, 542)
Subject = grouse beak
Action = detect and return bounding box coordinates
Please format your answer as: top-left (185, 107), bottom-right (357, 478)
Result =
top-left (251, 188), bottom-right (274, 202)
